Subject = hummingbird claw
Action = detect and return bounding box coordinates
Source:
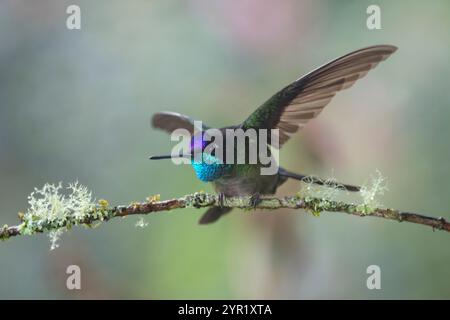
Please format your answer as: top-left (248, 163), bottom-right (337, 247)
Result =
top-left (217, 193), bottom-right (225, 207)
top-left (249, 193), bottom-right (262, 209)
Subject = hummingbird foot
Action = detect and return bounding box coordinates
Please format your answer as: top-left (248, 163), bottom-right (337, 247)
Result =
top-left (249, 193), bottom-right (262, 209)
top-left (217, 193), bottom-right (226, 208)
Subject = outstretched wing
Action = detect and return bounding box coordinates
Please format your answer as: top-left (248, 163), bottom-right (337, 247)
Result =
top-left (241, 45), bottom-right (397, 147)
top-left (151, 111), bottom-right (208, 135)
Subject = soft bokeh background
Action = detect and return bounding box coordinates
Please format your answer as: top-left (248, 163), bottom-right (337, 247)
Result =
top-left (1, 0), bottom-right (450, 299)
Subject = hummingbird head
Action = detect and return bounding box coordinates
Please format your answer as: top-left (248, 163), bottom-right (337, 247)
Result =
top-left (149, 131), bottom-right (232, 182)
top-left (188, 131), bottom-right (232, 182)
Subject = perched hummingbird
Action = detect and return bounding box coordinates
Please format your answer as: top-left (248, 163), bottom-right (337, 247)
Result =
top-left (150, 45), bottom-right (397, 224)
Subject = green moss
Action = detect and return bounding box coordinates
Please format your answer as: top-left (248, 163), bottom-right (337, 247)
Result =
top-left (356, 204), bottom-right (375, 215)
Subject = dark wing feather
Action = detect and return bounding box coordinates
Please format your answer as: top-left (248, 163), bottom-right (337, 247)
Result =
top-left (151, 111), bottom-right (208, 135)
top-left (241, 45), bottom-right (397, 148)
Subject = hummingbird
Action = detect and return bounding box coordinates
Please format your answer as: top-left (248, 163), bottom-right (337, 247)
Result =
top-left (150, 45), bottom-right (397, 224)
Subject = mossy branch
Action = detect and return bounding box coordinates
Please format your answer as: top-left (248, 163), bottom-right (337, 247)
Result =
top-left (1, 192), bottom-right (450, 243)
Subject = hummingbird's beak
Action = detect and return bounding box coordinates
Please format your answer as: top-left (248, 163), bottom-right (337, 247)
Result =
top-left (148, 154), bottom-right (189, 160)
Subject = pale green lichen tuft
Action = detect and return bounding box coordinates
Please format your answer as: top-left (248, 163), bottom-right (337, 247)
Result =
top-left (358, 170), bottom-right (388, 214)
top-left (25, 182), bottom-right (93, 223)
top-left (20, 181), bottom-right (97, 249)
top-left (135, 217), bottom-right (149, 228)
top-left (48, 229), bottom-right (64, 250)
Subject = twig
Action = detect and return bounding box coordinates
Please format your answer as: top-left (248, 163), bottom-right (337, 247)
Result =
top-left (1, 193), bottom-right (449, 241)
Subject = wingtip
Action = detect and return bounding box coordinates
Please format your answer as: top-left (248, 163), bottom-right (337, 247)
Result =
top-left (357, 44), bottom-right (398, 60)
top-left (372, 44), bottom-right (398, 54)
top-left (384, 44), bottom-right (398, 53)
top-left (150, 112), bottom-right (161, 129)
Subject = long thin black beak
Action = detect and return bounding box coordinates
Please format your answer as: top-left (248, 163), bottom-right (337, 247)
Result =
top-left (149, 154), bottom-right (189, 160)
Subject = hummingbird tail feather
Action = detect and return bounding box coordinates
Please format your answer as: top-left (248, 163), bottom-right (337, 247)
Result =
top-left (199, 207), bottom-right (233, 224)
top-left (278, 168), bottom-right (360, 192)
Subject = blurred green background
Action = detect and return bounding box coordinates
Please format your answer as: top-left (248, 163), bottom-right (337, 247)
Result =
top-left (1, 0), bottom-right (450, 299)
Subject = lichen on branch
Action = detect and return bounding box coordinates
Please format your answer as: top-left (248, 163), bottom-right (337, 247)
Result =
top-left (1, 175), bottom-right (450, 249)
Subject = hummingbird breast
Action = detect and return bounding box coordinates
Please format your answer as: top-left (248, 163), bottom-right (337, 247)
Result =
top-left (212, 164), bottom-right (282, 197)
